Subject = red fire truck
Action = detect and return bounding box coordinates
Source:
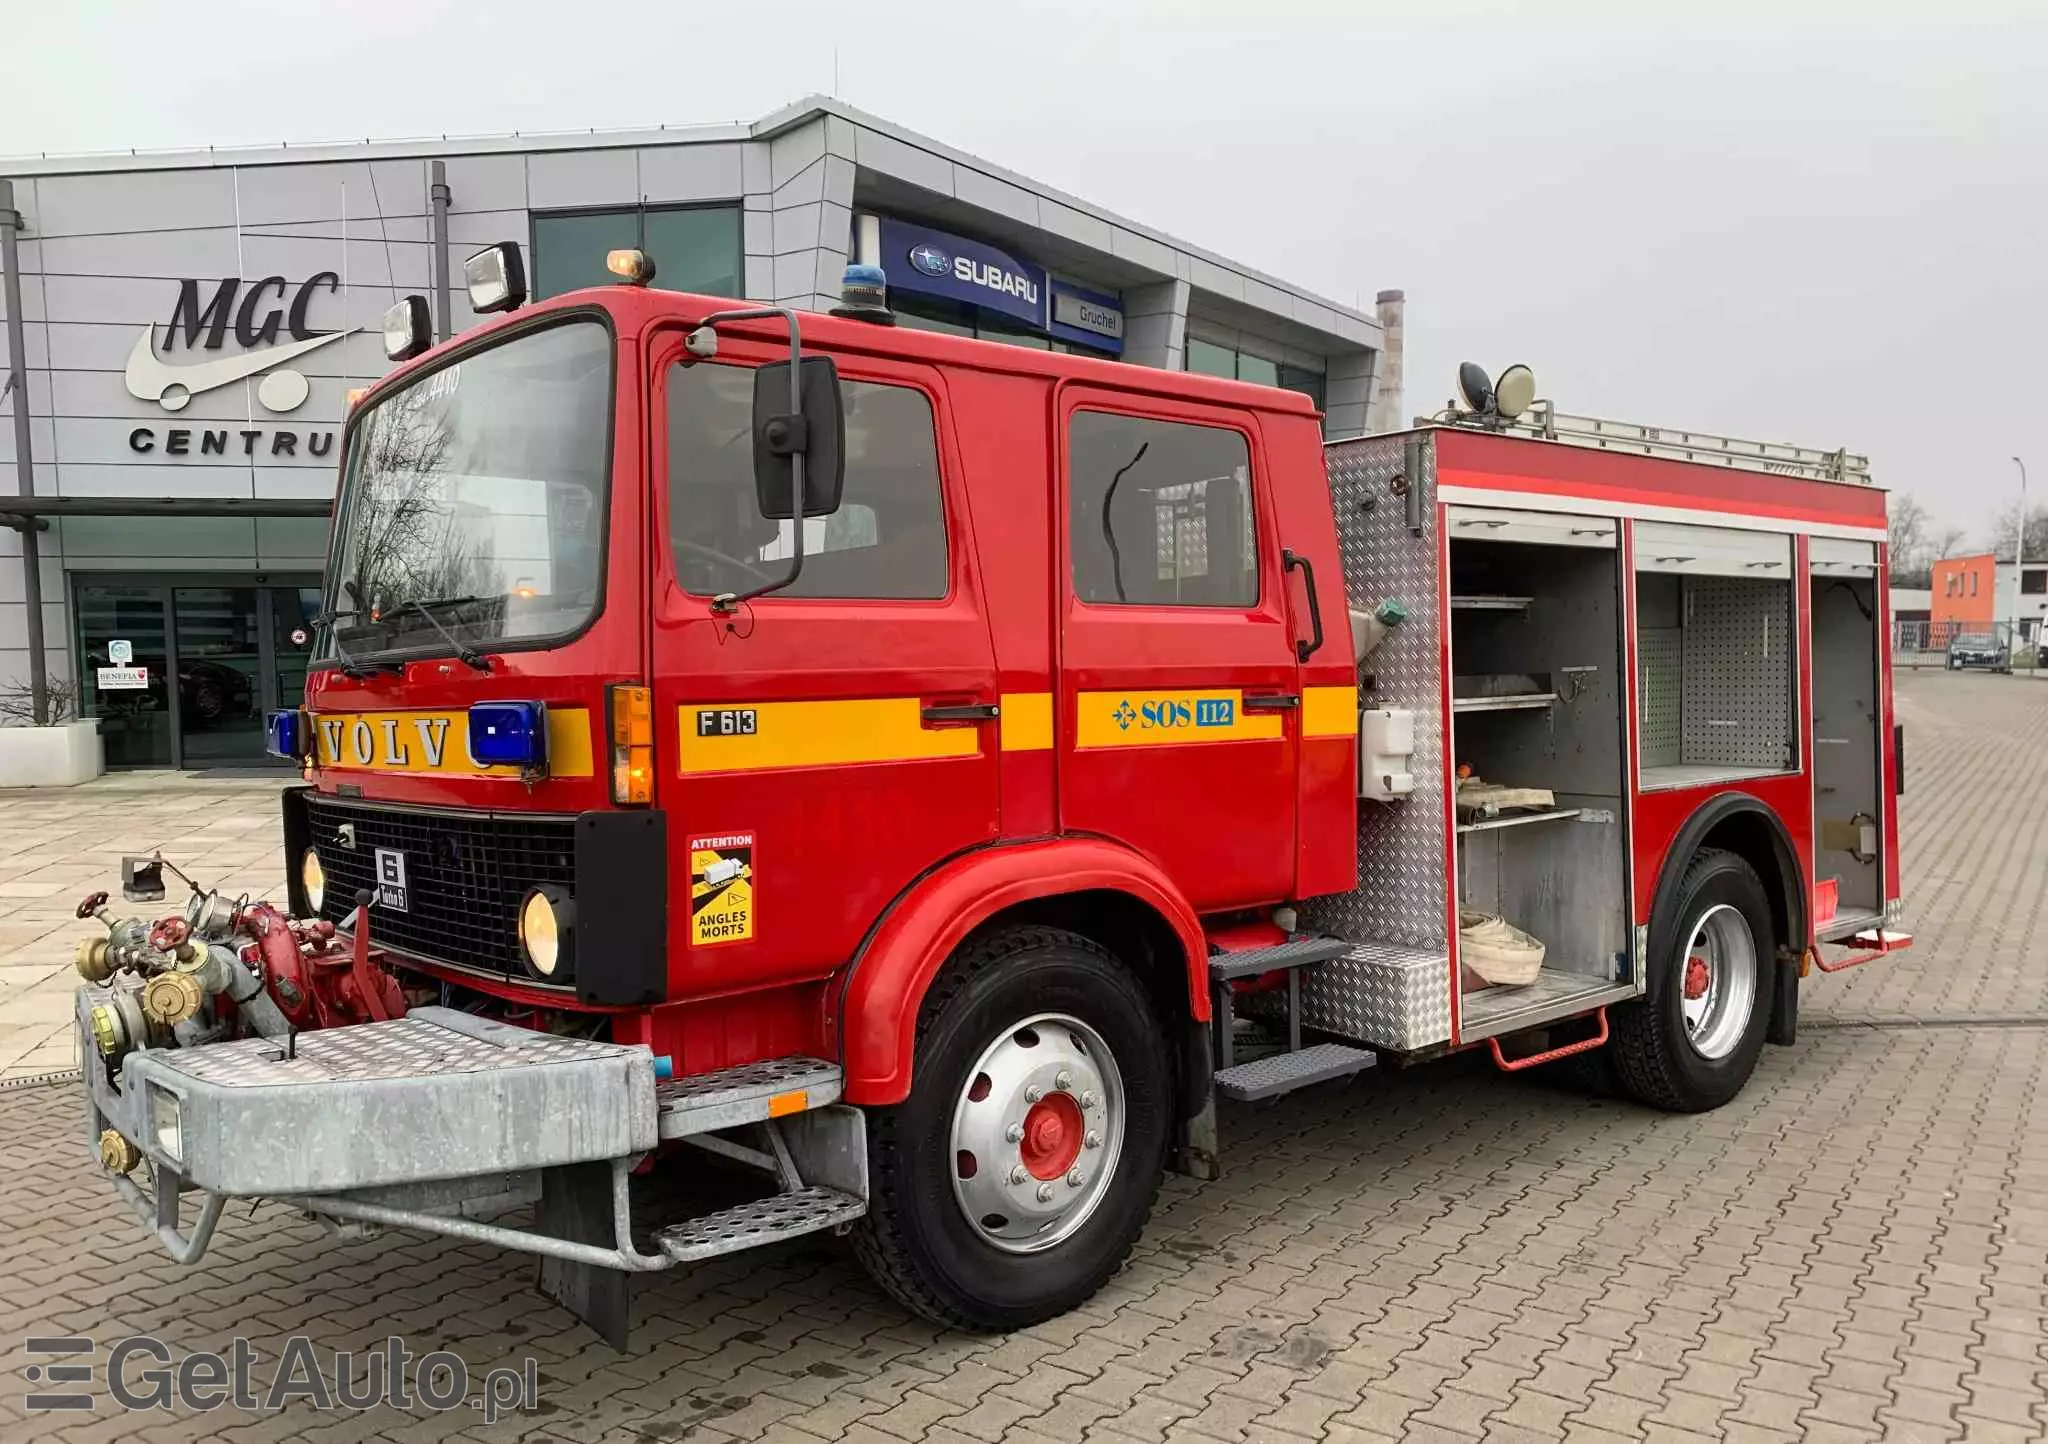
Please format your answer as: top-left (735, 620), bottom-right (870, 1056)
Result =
top-left (72, 246), bottom-right (1906, 1347)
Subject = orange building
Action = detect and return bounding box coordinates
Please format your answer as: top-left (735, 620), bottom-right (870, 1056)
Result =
top-left (1931, 553), bottom-right (1998, 630)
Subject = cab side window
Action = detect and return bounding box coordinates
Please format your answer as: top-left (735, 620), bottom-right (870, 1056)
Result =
top-left (1068, 410), bottom-right (1258, 607)
top-left (667, 362), bottom-right (949, 599)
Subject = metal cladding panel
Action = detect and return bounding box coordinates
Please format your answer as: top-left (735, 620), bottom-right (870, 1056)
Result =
top-left (1681, 576), bottom-right (1794, 769)
top-left (1638, 626), bottom-right (1684, 767)
top-left (1298, 433), bottom-right (1453, 1050)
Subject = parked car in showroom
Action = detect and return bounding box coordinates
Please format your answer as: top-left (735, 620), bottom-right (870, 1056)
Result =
top-left (1946, 632), bottom-right (2011, 671)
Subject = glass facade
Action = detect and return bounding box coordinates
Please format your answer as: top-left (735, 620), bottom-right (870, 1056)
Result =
top-left (1186, 337), bottom-right (1326, 412)
top-left (531, 206), bottom-right (743, 300)
top-left (73, 576), bottom-right (321, 770)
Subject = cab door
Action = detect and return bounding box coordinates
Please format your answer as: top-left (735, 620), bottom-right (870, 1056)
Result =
top-left (1056, 390), bottom-right (1300, 911)
top-left (649, 335), bottom-right (1000, 995)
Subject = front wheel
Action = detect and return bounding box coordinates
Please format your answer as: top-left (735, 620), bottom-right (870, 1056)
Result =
top-left (852, 925), bottom-right (1172, 1330)
top-left (1610, 848), bottom-right (1773, 1112)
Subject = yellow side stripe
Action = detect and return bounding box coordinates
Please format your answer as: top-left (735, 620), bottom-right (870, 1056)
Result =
top-left (1074, 689), bottom-right (1282, 748)
top-left (678, 698), bottom-right (978, 774)
top-left (1303, 685), bottom-right (1360, 739)
top-left (999, 693), bottom-right (1053, 752)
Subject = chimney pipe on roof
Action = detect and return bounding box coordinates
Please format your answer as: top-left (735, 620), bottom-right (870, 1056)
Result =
top-left (1366, 288), bottom-right (1405, 434)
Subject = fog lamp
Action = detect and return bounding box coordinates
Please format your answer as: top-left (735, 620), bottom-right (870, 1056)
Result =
top-left (149, 1085), bottom-right (184, 1165)
top-left (519, 886), bottom-right (575, 981)
top-left (468, 701), bottom-right (548, 769)
top-left (465, 242), bottom-right (528, 313)
top-left (300, 848), bottom-right (326, 914)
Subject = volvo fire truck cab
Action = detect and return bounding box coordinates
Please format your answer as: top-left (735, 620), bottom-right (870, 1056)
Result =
top-left (72, 246), bottom-right (1906, 1347)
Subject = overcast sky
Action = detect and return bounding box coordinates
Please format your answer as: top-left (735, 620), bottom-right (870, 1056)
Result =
top-left (11, 1), bottom-right (2044, 540)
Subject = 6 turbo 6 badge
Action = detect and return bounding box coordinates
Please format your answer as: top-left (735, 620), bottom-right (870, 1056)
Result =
top-left (689, 833), bottom-right (755, 946)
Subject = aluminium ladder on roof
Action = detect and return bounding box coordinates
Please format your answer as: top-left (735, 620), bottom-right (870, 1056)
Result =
top-left (1470, 402), bottom-right (1872, 485)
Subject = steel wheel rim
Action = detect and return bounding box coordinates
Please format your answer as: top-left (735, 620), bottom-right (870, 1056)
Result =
top-left (948, 1012), bottom-right (1126, 1254)
top-left (1678, 903), bottom-right (1757, 1060)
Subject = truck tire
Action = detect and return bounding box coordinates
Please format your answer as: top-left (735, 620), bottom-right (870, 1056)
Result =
top-left (852, 925), bottom-right (1172, 1331)
top-left (1610, 848), bottom-right (1773, 1112)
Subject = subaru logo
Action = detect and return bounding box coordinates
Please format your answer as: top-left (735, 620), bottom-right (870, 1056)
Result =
top-left (908, 243), bottom-right (951, 278)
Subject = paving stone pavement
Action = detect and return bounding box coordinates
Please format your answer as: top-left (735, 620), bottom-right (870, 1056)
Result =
top-left (0, 670), bottom-right (2043, 1443)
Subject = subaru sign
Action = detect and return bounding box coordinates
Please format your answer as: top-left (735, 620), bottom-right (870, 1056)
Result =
top-left (879, 219), bottom-right (1047, 330)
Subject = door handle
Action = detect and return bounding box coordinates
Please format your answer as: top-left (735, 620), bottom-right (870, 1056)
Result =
top-left (920, 702), bottom-right (999, 725)
top-left (1242, 694), bottom-right (1301, 712)
top-left (1281, 548), bottom-right (1325, 663)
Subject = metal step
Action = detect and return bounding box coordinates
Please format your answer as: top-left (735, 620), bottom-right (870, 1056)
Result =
top-left (1214, 1042), bottom-right (1376, 1102)
top-left (1208, 936), bottom-right (1355, 983)
top-left (653, 1186), bottom-right (866, 1263)
top-left (655, 1056), bottom-right (843, 1139)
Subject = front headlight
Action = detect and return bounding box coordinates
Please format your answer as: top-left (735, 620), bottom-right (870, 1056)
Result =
top-left (300, 849), bottom-right (326, 913)
top-left (519, 886), bottom-right (575, 981)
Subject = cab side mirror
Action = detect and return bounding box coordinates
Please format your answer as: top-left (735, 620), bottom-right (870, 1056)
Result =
top-left (753, 357), bottom-right (845, 520)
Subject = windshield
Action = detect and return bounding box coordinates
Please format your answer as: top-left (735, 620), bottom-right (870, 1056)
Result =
top-left (320, 318), bottom-right (613, 663)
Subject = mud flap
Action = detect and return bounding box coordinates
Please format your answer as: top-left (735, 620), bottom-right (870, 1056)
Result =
top-left (1766, 949), bottom-right (1799, 1046)
top-left (1172, 1022), bottom-right (1220, 1181)
top-left (535, 1162), bottom-right (632, 1351)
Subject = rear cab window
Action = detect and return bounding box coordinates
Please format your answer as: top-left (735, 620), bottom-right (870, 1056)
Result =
top-left (1067, 410), bottom-right (1259, 608)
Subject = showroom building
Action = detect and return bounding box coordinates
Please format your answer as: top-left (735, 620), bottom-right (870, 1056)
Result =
top-left (1, 96), bottom-right (1397, 769)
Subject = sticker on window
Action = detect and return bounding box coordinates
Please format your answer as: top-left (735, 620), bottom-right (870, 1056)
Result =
top-left (689, 832), bottom-right (755, 946)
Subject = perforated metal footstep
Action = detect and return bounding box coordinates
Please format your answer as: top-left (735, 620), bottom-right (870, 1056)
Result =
top-left (655, 1056), bottom-right (842, 1138)
top-left (1215, 1042), bottom-right (1376, 1102)
top-left (653, 1186), bottom-right (866, 1263)
top-left (1207, 936), bottom-right (1354, 983)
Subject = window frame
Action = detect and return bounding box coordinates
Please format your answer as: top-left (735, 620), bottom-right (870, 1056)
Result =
top-left (1059, 394), bottom-right (1276, 615)
top-left (652, 338), bottom-right (963, 609)
top-left (528, 202), bottom-right (745, 302)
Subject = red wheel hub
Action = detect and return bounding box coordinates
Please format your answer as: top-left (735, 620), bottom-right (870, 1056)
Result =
top-left (1019, 1093), bottom-right (1084, 1181)
top-left (1683, 954), bottom-right (1711, 1001)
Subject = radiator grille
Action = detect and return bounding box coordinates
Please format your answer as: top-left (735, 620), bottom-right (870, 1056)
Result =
top-left (302, 797), bottom-right (575, 978)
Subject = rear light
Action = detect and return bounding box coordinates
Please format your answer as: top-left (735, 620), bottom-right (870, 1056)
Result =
top-left (609, 684), bottom-right (654, 805)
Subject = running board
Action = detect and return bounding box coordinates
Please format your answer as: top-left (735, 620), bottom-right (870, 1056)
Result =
top-left (1215, 1042), bottom-right (1376, 1101)
top-left (656, 1057), bottom-right (842, 1138)
top-left (654, 1185), bottom-right (866, 1262)
top-left (1208, 935), bottom-right (1355, 982)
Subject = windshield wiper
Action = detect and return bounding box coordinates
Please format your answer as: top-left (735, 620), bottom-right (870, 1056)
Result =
top-left (381, 596), bottom-right (493, 673)
top-left (309, 607), bottom-right (402, 679)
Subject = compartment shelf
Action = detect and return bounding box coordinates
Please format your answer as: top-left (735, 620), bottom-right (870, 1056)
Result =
top-left (1451, 595), bottom-right (1533, 611)
top-left (1456, 807), bottom-right (1584, 835)
top-left (1453, 692), bottom-right (1558, 713)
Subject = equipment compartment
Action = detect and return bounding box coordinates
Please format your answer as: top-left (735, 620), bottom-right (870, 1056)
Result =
top-left (1635, 525), bottom-right (1797, 790)
top-left (1810, 539), bottom-right (1884, 935)
top-left (1448, 535), bottom-right (1636, 1038)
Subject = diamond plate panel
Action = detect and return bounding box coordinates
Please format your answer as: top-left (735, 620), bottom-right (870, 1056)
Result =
top-left (1300, 940), bottom-right (1452, 1051)
top-left (151, 1011), bottom-right (628, 1088)
top-left (1682, 576), bottom-right (1793, 768)
top-left (1298, 433), bottom-right (1453, 1050)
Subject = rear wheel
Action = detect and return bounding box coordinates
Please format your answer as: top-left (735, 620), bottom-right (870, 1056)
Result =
top-left (1610, 848), bottom-right (1773, 1112)
top-left (852, 925), bottom-right (1172, 1330)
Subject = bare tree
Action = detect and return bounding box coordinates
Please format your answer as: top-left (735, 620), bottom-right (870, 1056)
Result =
top-left (1987, 501), bottom-right (2048, 564)
top-left (1888, 492), bottom-right (1930, 578)
top-left (1932, 524), bottom-right (1970, 561)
